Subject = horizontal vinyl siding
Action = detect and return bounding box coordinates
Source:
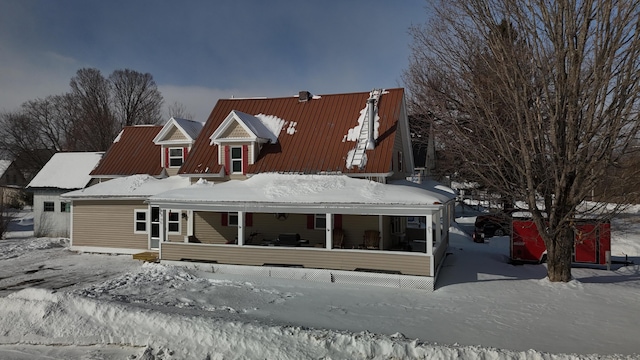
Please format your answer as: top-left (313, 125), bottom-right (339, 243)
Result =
top-left (72, 200), bottom-right (148, 250)
top-left (161, 243), bottom-right (431, 276)
top-left (192, 212), bottom-right (381, 248)
top-left (433, 234), bottom-right (449, 271)
top-left (194, 212), bottom-right (235, 244)
top-left (251, 213), bottom-right (324, 245)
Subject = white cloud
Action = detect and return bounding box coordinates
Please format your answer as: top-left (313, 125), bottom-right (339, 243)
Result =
top-left (0, 46), bottom-right (81, 112)
top-left (158, 84), bottom-right (290, 123)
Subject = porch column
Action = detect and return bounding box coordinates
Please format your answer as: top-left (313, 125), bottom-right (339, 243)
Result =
top-left (159, 209), bottom-right (165, 243)
top-left (426, 213), bottom-right (433, 256)
top-left (325, 212), bottom-right (333, 249)
top-left (442, 206), bottom-right (449, 241)
top-left (378, 215), bottom-right (383, 248)
top-left (237, 211), bottom-right (245, 246)
top-left (187, 210), bottom-right (194, 237)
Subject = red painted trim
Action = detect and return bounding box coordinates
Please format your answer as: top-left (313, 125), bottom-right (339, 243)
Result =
top-left (224, 146), bottom-right (230, 175)
top-left (242, 145), bottom-right (248, 175)
top-left (307, 214), bottom-right (314, 229)
top-left (221, 212), bottom-right (228, 226)
top-left (246, 212), bottom-right (253, 227)
top-left (334, 214), bottom-right (342, 230)
top-left (183, 147), bottom-right (188, 160)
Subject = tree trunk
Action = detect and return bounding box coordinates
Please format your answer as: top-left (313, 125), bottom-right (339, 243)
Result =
top-left (546, 228), bottom-right (573, 282)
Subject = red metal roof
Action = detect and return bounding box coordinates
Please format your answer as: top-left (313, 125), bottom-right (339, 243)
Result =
top-left (90, 125), bottom-right (164, 177)
top-left (180, 88), bottom-right (405, 176)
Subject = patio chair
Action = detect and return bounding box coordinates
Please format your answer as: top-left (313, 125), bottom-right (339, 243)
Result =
top-left (332, 228), bottom-right (344, 248)
top-left (363, 230), bottom-right (380, 249)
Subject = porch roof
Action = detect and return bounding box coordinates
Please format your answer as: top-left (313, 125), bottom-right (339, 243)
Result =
top-left (149, 173), bottom-right (455, 214)
top-left (62, 175), bottom-right (191, 200)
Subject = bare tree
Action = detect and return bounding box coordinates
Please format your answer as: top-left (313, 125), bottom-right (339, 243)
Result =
top-left (167, 101), bottom-right (195, 120)
top-left (404, 0), bottom-right (640, 281)
top-left (110, 69), bottom-right (164, 127)
top-left (69, 68), bottom-right (117, 151)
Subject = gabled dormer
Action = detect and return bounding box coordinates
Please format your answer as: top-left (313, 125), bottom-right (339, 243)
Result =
top-left (209, 110), bottom-right (282, 178)
top-left (153, 117), bottom-right (204, 176)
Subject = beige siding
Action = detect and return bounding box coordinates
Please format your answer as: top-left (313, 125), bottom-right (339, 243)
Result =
top-left (166, 167), bottom-right (179, 176)
top-left (433, 234), bottom-right (449, 271)
top-left (222, 122), bottom-right (250, 138)
top-left (166, 127), bottom-right (187, 141)
top-left (72, 200), bottom-right (148, 249)
top-left (161, 243), bottom-right (431, 276)
top-left (193, 212), bottom-right (236, 244)
top-left (192, 212), bottom-right (383, 249)
top-left (250, 213), bottom-right (324, 245)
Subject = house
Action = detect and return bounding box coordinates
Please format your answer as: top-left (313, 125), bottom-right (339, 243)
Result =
top-left (26, 152), bottom-right (103, 237)
top-left (63, 89), bottom-right (456, 290)
top-left (63, 118), bottom-right (202, 252)
top-left (0, 159), bottom-right (28, 208)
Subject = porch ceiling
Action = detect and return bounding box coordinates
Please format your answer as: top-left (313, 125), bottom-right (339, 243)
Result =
top-left (147, 199), bottom-right (447, 216)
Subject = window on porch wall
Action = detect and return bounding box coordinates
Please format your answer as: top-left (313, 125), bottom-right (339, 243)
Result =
top-left (168, 211), bottom-right (181, 234)
top-left (314, 214), bottom-right (326, 229)
top-left (221, 212), bottom-right (253, 227)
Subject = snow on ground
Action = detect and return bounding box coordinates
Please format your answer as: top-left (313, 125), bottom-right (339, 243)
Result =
top-left (1, 208), bottom-right (640, 359)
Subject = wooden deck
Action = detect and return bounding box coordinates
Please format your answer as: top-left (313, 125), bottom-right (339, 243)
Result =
top-left (133, 251), bottom-right (159, 262)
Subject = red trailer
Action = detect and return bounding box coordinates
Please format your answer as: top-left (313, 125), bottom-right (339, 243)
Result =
top-left (510, 219), bottom-right (611, 265)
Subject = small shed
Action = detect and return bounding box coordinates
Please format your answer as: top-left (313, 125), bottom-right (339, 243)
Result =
top-left (27, 152), bottom-right (103, 237)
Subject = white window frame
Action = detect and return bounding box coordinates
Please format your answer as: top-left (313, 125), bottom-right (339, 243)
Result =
top-left (168, 147), bottom-right (184, 168)
top-left (167, 210), bottom-right (181, 234)
top-left (134, 209), bottom-right (148, 234)
top-left (230, 146), bottom-right (243, 174)
top-left (228, 212), bottom-right (238, 227)
top-left (314, 214), bottom-right (326, 230)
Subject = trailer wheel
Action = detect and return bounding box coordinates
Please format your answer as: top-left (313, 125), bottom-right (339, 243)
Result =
top-left (494, 228), bottom-right (505, 237)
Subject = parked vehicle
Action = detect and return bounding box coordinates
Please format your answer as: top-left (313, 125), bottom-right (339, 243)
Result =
top-left (474, 212), bottom-right (512, 239)
top-left (510, 219), bottom-right (611, 265)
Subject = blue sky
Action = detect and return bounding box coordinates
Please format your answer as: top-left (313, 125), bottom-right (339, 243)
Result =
top-left (0, 1), bottom-right (428, 121)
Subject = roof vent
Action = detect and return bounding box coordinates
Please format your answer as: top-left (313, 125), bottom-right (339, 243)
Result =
top-left (298, 91), bottom-right (312, 102)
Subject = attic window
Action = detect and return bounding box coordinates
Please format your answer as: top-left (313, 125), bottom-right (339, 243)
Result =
top-left (169, 148), bottom-right (184, 167)
top-left (231, 146), bottom-right (243, 174)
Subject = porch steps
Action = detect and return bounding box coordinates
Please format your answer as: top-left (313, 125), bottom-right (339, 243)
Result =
top-left (133, 251), bottom-right (159, 263)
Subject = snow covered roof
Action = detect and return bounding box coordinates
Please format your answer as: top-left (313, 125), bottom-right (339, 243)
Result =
top-left (62, 175), bottom-right (190, 199)
top-left (153, 117), bottom-right (204, 144)
top-left (209, 110), bottom-right (283, 145)
top-left (0, 160), bottom-right (12, 177)
top-left (180, 88), bottom-right (409, 176)
top-left (27, 152), bottom-right (103, 190)
top-left (150, 173), bottom-right (455, 208)
top-left (173, 118), bottom-right (204, 140)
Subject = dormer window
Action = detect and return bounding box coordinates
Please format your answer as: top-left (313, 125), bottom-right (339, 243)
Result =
top-left (231, 146), bottom-right (243, 173)
top-left (168, 148), bottom-right (184, 167)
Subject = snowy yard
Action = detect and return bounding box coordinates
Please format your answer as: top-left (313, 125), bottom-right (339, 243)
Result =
top-left (1, 209), bottom-right (639, 359)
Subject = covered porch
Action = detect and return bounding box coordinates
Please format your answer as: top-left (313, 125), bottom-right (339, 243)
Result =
top-left (149, 174), bottom-right (456, 290)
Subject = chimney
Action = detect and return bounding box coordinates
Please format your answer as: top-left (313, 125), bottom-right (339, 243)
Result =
top-left (366, 97), bottom-right (376, 150)
top-left (298, 91), bottom-right (312, 102)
